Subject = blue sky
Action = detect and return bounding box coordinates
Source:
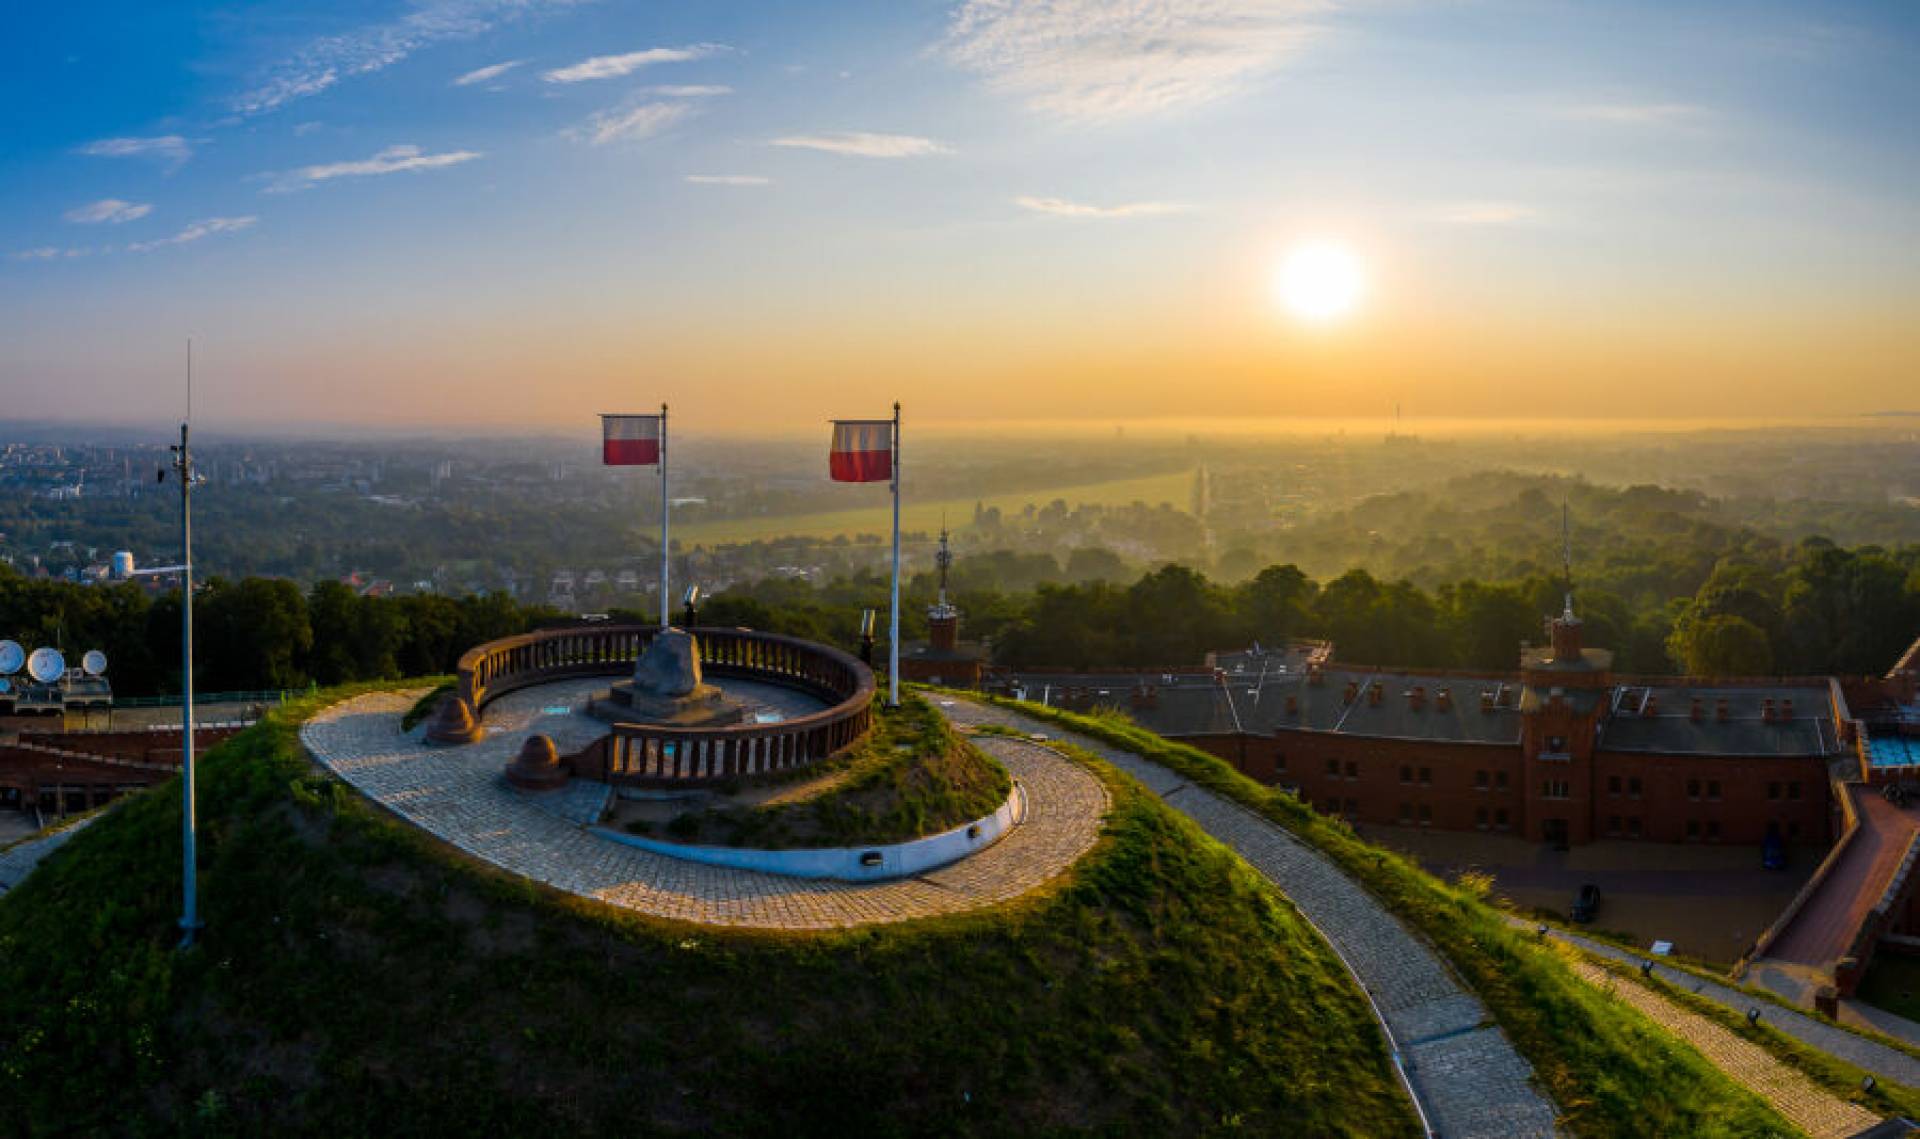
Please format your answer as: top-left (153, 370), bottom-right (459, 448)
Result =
top-left (3, 1), bottom-right (1917, 432)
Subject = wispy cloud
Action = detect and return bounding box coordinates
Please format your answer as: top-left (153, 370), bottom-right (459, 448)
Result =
top-left (1015, 195), bottom-right (1189, 219)
top-left (944, 0), bottom-right (1327, 121)
top-left (76, 135), bottom-right (195, 167)
top-left (770, 132), bottom-right (950, 158)
top-left (10, 247), bottom-right (65, 262)
top-left (543, 44), bottom-right (725, 83)
top-left (235, 0), bottom-right (585, 114)
top-left (454, 59), bottom-right (524, 86)
top-left (1436, 202), bottom-right (1539, 225)
top-left (127, 216), bottom-right (257, 253)
top-left (64, 199), bottom-right (154, 225)
top-left (566, 102), bottom-right (694, 145)
top-left (643, 84), bottom-right (732, 97)
top-left (685, 174), bottom-right (770, 185)
top-left (1562, 102), bottom-right (1709, 125)
top-left (265, 144), bottom-right (483, 192)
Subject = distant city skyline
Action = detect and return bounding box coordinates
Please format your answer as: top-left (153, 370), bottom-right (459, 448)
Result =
top-left (3, 0), bottom-right (1916, 431)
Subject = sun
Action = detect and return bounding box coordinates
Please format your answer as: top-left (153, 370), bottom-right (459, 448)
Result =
top-left (1273, 240), bottom-right (1365, 322)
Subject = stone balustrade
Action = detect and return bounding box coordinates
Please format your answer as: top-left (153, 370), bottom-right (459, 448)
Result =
top-left (455, 624), bottom-right (876, 786)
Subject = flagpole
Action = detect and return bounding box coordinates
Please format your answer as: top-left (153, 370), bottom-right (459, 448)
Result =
top-left (659, 402), bottom-right (670, 629)
top-left (888, 401), bottom-right (901, 707)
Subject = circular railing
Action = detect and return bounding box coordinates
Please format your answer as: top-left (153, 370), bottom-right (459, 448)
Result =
top-left (455, 624), bottom-right (876, 787)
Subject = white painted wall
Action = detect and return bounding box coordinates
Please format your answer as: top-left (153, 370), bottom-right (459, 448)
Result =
top-left (590, 782), bottom-right (1026, 881)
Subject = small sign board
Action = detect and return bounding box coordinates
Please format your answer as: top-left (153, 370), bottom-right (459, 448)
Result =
top-left (1650, 940), bottom-right (1674, 957)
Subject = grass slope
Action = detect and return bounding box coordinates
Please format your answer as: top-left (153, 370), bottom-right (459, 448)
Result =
top-left (648, 695), bottom-right (1013, 848)
top-left (0, 685), bottom-right (1416, 1137)
top-left (975, 695), bottom-right (1800, 1138)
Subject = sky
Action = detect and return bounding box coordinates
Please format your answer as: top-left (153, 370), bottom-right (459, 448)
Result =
top-left (2, 0), bottom-right (1917, 434)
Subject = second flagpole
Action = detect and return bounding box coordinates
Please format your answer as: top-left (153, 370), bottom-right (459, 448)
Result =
top-left (659, 402), bottom-right (670, 630)
top-left (888, 401), bottom-right (901, 707)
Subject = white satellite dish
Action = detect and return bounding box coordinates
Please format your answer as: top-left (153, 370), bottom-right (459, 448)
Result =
top-left (82, 650), bottom-right (108, 676)
top-left (26, 647), bottom-right (66, 685)
top-left (0, 640), bottom-right (22, 675)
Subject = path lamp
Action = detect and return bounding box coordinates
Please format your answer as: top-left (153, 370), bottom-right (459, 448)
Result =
top-left (1746, 1007), bottom-right (1762, 1027)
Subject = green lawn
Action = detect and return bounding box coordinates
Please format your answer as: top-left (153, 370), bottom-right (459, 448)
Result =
top-left (0, 682), bottom-right (1418, 1136)
top-left (675, 468), bottom-right (1193, 546)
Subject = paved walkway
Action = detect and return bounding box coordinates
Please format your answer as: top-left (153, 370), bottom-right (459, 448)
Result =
top-left (1553, 927), bottom-right (1920, 1089)
top-left (0, 815), bottom-right (98, 895)
top-left (937, 698), bottom-right (1559, 1139)
top-left (1569, 959), bottom-right (1880, 1138)
top-left (1766, 786), bottom-right (1920, 970)
top-left (301, 687), bottom-right (1108, 930)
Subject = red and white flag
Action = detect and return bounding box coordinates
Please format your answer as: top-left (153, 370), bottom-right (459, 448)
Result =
top-left (830, 419), bottom-right (893, 482)
top-left (601, 414), bottom-right (662, 466)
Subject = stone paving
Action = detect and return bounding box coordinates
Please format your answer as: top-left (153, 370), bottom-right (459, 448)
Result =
top-left (1569, 959), bottom-right (1881, 1138)
top-left (1553, 927), bottom-right (1920, 1089)
top-left (0, 815), bottom-right (98, 895)
top-left (301, 686), bottom-right (1108, 930)
top-left (936, 698), bottom-right (1560, 1139)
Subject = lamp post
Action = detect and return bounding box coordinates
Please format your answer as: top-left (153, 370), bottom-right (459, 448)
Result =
top-left (170, 418), bottom-right (202, 947)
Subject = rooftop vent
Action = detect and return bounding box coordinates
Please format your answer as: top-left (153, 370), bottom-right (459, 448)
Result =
top-left (1643, 694), bottom-right (1659, 718)
top-left (1368, 681), bottom-right (1385, 706)
top-left (1691, 696), bottom-right (1704, 722)
top-left (1409, 685), bottom-right (1426, 710)
top-left (1437, 688), bottom-right (1453, 712)
top-left (1480, 690), bottom-right (1496, 714)
top-left (1762, 697), bottom-right (1776, 724)
top-left (1716, 697), bottom-right (1730, 723)
top-left (1781, 697), bottom-right (1794, 722)
top-left (1343, 680), bottom-right (1360, 704)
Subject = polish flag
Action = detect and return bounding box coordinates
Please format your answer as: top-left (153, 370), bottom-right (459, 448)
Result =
top-left (830, 420), bottom-right (893, 482)
top-left (602, 414), bottom-right (662, 466)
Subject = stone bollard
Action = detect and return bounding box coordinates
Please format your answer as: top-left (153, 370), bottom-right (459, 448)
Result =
top-left (505, 734), bottom-right (569, 791)
top-left (424, 694), bottom-right (485, 746)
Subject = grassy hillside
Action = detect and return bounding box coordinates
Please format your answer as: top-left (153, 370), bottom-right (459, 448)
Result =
top-left (977, 695), bottom-right (1798, 1139)
top-left (642, 694), bottom-right (1013, 848)
top-left (0, 685), bottom-right (1417, 1137)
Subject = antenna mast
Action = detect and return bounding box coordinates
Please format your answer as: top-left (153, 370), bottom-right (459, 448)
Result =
top-left (1561, 502), bottom-right (1575, 620)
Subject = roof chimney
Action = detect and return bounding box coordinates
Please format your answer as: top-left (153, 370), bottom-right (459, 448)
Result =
top-left (1437, 688), bottom-right (1453, 712)
top-left (1285, 693), bottom-right (1300, 715)
top-left (1762, 697), bottom-right (1775, 724)
top-left (1643, 694), bottom-right (1659, 718)
top-left (1343, 679), bottom-right (1360, 704)
top-left (1781, 698), bottom-right (1794, 722)
top-left (1716, 697), bottom-right (1730, 723)
top-left (1690, 696), bottom-right (1704, 722)
top-left (1409, 685), bottom-right (1426, 710)
top-left (1480, 690), bottom-right (1496, 714)
top-left (1307, 664), bottom-right (1325, 687)
top-left (1368, 681), bottom-right (1384, 706)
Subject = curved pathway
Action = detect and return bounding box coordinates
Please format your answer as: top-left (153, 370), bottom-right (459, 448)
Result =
top-left (0, 815), bottom-right (98, 896)
top-left (936, 697), bottom-right (1560, 1139)
top-left (300, 687), bottom-right (1107, 930)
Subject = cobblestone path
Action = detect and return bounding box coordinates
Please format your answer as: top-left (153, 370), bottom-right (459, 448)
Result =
top-left (301, 688), bottom-right (1107, 930)
top-left (936, 698), bottom-right (1560, 1139)
top-left (0, 815), bottom-right (98, 895)
top-left (1554, 927), bottom-right (1920, 1091)
top-left (1569, 959), bottom-right (1880, 1138)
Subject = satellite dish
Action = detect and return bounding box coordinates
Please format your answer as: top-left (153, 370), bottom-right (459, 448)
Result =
top-left (82, 650), bottom-right (108, 676)
top-left (26, 647), bottom-right (66, 685)
top-left (0, 640), bottom-right (22, 675)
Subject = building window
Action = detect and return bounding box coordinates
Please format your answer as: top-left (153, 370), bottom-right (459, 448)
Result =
top-left (1787, 821), bottom-right (1800, 839)
top-left (1418, 767), bottom-right (1432, 786)
top-left (1541, 779), bottom-right (1570, 800)
top-left (1686, 820), bottom-right (1700, 842)
top-left (1708, 780), bottom-right (1721, 802)
top-left (1400, 765), bottom-right (1412, 784)
top-left (1345, 761), bottom-right (1359, 781)
top-left (1629, 777), bottom-right (1642, 800)
top-left (1495, 808), bottom-right (1510, 831)
top-left (1767, 782), bottom-right (1781, 801)
top-left (1475, 807), bottom-right (1489, 831)
top-left (1326, 758), bottom-right (1339, 777)
top-left (1608, 776), bottom-right (1621, 796)
top-left (1495, 771), bottom-right (1509, 791)
top-left (1788, 782), bottom-right (1802, 801)
top-left (1323, 798), bottom-right (1340, 815)
top-left (1399, 802), bottom-right (1413, 824)
top-left (1628, 817), bottom-right (1642, 838)
top-left (1607, 816), bottom-right (1621, 837)
top-left (1475, 770), bottom-right (1490, 790)
top-left (1344, 797), bottom-right (1358, 818)
top-left (1706, 820), bottom-right (1721, 843)
top-left (1687, 779), bottom-right (1701, 801)
top-left (1274, 754), bottom-right (1287, 774)
top-left (1419, 804), bottom-right (1432, 826)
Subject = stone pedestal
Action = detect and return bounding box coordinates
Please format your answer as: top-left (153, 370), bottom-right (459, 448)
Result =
top-left (424, 694), bottom-right (485, 745)
top-left (505, 734), bottom-right (569, 791)
top-left (591, 628), bottom-right (745, 727)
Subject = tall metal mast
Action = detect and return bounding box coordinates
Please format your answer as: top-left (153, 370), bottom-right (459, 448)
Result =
top-left (174, 340), bottom-right (202, 947)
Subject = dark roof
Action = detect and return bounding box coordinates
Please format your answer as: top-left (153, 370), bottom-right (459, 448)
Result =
top-left (1001, 672), bottom-right (1241, 738)
top-left (903, 641), bottom-right (987, 663)
top-left (1598, 684), bottom-right (1840, 758)
top-left (1252, 669), bottom-right (1524, 745)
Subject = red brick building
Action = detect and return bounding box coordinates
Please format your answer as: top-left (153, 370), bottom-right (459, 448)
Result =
top-left (997, 605), bottom-right (1864, 849)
